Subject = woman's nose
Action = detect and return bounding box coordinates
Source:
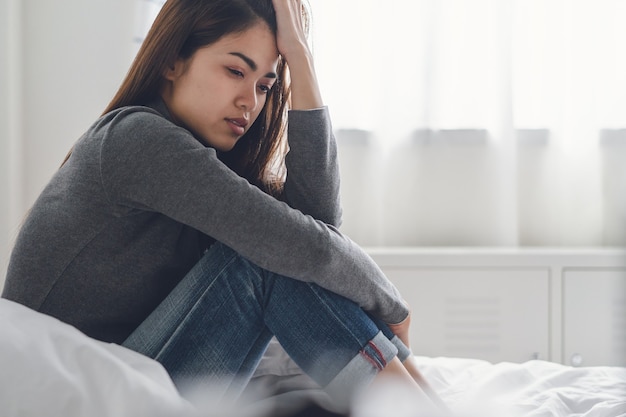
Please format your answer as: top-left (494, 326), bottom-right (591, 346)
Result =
top-left (236, 85), bottom-right (258, 112)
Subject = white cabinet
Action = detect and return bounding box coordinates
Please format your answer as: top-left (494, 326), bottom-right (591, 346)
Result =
top-left (563, 269), bottom-right (626, 367)
top-left (369, 248), bottom-right (626, 366)
top-left (382, 268), bottom-right (549, 363)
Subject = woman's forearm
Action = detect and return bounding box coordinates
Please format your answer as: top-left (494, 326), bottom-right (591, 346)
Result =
top-left (286, 50), bottom-right (324, 110)
top-left (283, 108), bottom-right (342, 226)
top-left (271, 0), bottom-right (324, 111)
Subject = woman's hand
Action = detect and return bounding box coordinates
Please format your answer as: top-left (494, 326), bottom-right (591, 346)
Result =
top-left (387, 303), bottom-right (412, 349)
top-left (271, 0), bottom-right (310, 62)
top-left (271, 0), bottom-right (323, 109)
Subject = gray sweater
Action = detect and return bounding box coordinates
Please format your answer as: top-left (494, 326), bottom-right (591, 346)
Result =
top-left (2, 99), bottom-right (408, 344)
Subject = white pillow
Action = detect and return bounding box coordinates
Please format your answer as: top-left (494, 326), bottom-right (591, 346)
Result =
top-left (0, 299), bottom-right (194, 417)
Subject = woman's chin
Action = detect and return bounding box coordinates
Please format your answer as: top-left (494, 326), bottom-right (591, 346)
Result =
top-left (199, 135), bottom-right (239, 152)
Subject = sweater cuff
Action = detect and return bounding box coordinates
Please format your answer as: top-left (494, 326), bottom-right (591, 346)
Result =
top-left (288, 106), bottom-right (328, 114)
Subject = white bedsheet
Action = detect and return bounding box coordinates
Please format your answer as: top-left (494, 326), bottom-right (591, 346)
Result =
top-left (1, 298), bottom-right (624, 417)
top-left (415, 356), bottom-right (626, 417)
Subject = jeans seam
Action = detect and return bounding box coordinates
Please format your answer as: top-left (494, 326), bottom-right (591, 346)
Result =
top-left (365, 340), bottom-right (387, 369)
top-left (306, 283), bottom-right (369, 350)
top-left (153, 248), bottom-right (241, 360)
top-left (359, 348), bottom-right (383, 371)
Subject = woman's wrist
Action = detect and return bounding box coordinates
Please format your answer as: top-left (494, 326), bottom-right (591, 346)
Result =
top-left (388, 299), bottom-right (411, 326)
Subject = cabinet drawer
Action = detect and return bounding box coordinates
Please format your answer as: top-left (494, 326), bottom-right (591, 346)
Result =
top-left (382, 267), bottom-right (550, 363)
top-left (563, 269), bottom-right (626, 367)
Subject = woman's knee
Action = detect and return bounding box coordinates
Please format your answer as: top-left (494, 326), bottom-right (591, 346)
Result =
top-left (201, 243), bottom-right (265, 284)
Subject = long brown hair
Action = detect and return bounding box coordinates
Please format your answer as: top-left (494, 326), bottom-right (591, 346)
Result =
top-left (64, 0), bottom-right (292, 195)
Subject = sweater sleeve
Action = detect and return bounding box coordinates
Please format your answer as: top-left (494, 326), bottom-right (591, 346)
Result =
top-left (282, 108), bottom-right (342, 227)
top-left (99, 108), bottom-right (408, 324)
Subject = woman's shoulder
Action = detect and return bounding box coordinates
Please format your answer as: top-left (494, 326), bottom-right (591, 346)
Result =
top-left (65, 102), bottom-right (207, 181)
top-left (69, 105), bottom-right (169, 160)
top-left (94, 102), bottom-right (199, 153)
top-left (99, 104), bottom-right (176, 136)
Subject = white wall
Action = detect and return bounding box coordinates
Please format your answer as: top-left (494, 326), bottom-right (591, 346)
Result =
top-left (0, 0), bottom-right (12, 289)
top-left (0, 0), bottom-right (137, 289)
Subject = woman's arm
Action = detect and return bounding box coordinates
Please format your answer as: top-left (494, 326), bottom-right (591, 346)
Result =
top-left (282, 109), bottom-right (342, 227)
top-left (274, 0), bottom-right (342, 226)
top-left (272, 0), bottom-right (323, 111)
top-left (99, 108), bottom-right (408, 325)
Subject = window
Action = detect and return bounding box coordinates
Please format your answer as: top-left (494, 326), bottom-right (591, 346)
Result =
top-left (136, 0), bottom-right (626, 246)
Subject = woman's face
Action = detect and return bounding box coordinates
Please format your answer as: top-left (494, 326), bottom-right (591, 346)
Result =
top-left (162, 22), bottom-right (279, 151)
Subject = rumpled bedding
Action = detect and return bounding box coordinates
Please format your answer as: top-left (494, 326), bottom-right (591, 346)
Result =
top-left (1, 298), bottom-right (624, 417)
top-left (0, 299), bottom-right (194, 417)
top-left (415, 356), bottom-right (626, 417)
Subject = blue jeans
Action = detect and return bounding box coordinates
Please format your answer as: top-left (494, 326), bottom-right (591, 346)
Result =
top-left (122, 242), bottom-right (410, 408)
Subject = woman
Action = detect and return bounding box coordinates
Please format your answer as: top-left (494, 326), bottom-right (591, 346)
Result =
top-left (1, 0), bottom-right (443, 413)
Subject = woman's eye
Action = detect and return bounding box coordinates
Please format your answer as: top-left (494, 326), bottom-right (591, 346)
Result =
top-left (258, 84), bottom-right (273, 94)
top-left (228, 68), bottom-right (244, 78)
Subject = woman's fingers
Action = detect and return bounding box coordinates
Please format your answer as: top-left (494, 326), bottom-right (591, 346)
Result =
top-left (271, 0), bottom-right (310, 60)
top-left (387, 318), bottom-right (411, 349)
top-left (271, 0), bottom-right (323, 109)
top-left (387, 302), bottom-right (412, 348)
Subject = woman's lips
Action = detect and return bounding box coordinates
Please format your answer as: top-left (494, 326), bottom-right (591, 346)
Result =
top-left (226, 118), bottom-right (248, 136)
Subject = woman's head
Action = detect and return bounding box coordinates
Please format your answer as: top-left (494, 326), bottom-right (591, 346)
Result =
top-left (106, 0), bottom-right (281, 110)
top-left (161, 20), bottom-right (279, 152)
top-left (105, 0), bottom-right (294, 193)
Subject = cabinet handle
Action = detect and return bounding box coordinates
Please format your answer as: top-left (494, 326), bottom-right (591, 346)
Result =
top-left (571, 353), bottom-right (583, 367)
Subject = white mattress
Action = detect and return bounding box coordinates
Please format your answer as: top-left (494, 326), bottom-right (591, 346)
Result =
top-left (1, 298), bottom-right (624, 417)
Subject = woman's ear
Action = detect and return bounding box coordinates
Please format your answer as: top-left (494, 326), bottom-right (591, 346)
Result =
top-left (164, 59), bottom-right (185, 81)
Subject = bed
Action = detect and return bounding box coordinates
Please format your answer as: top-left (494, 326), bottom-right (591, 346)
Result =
top-left (1, 298), bottom-right (624, 417)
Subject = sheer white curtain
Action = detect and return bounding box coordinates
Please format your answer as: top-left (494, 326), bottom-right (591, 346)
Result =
top-left (137, 0), bottom-right (626, 247)
top-left (311, 0), bottom-right (626, 247)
